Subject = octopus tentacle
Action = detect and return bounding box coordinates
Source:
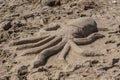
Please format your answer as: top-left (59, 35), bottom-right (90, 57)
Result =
top-left (16, 35), bottom-right (56, 50)
top-left (69, 40), bottom-right (84, 54)
top-left (44, 24), bottom-right (61, 31)
top-left (73, 32), bottom-right (105, 45)
top-left (10, 34), bottom-right (50, 46)
top-left (33, 38), bottom-right (67, 68)
top-left (58, 42), bottom-right (70, 61)
top-left (21, 36), bottom-right (62, 56)
top-left (80, 50), bottom-right (104, 57)
top-left (69, 40), bottom-right (104, 57)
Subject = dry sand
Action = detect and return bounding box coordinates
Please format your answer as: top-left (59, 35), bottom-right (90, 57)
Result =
top-left (0, 0), bottom-right (120, 80)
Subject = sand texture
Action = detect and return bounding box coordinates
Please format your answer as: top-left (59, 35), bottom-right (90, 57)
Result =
top-left (0, 0), bottom-right (120, 80)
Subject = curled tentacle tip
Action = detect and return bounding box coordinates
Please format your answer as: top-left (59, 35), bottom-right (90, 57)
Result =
top-left (33, 61), bottom-right (45, 68)
top-left (94, 33), bottom-right (105, 39)
top-left (98, 34), bottom-right (105, 38)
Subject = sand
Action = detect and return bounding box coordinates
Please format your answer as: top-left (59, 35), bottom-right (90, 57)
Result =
top-left (0, 0), bottom-right (120, 80)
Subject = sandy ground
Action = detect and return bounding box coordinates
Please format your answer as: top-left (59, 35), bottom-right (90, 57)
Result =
top-left (0, 0), bottom-right (120, 80)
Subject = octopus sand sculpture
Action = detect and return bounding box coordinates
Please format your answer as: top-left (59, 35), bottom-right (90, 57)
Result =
top-left (10, 17), bottom-right (105, 68)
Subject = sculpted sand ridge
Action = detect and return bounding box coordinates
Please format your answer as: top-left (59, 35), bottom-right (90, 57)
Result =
top-left (10, 17), bottom-right (105, 68)
top-left (0, 0), bottom-right (120, 79)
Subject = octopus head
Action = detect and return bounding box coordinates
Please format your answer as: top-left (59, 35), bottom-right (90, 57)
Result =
top-left (79, 18), bottom-right (98, 37)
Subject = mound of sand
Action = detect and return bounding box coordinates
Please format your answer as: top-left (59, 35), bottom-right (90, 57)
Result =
top-left (0, 0), bottom-right (120, 80)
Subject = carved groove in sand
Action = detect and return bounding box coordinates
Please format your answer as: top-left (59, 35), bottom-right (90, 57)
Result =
top-left (10, 17), bottom-right (105, 68)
